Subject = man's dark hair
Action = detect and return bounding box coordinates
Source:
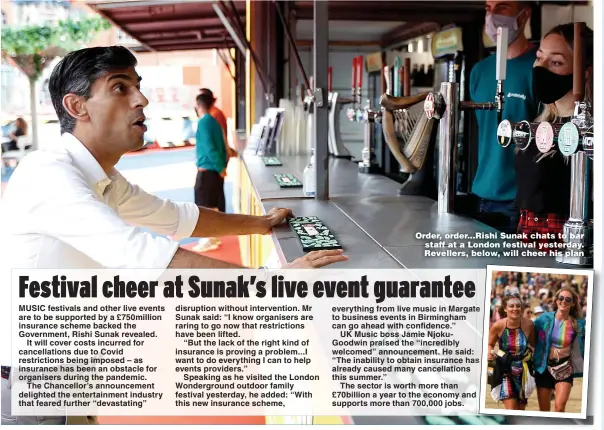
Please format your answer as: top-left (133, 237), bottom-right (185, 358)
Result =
top-left (199, 88), bottom-right (216, 104)
top-left (48, 46), bottom-right (138, 134)
top-left (196, 92), bottom-right (214, 110)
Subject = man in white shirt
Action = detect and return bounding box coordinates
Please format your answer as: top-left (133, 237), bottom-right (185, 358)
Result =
top-left (0, 46), bottom-right (347, 425)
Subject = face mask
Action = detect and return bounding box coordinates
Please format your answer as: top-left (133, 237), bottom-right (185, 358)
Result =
top-left (532, 66), bottom-right (573, 104)
top-left (485, 11), bottom-right (523, 45)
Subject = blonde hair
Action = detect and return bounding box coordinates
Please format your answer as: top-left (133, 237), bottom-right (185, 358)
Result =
top-left (552, 286), bottom-right (582, 330)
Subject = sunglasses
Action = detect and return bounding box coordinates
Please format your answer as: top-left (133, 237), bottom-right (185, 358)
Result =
top-left (557, 295), bottom-right (573, 304)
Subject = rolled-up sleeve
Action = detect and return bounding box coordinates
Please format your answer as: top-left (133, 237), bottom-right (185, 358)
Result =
top-left (35, 163), bottom-right (183, 269)
top-left (114, 173), bottom-right (199, 241)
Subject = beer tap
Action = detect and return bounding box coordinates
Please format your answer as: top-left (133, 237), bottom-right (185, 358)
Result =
top-left (347, 55), bottom-right (366, 122)
top-left (455, 27), bottom-right (508, 119)
top-left (327, 66), bottom-right (334, 113)
top-left (553, 103), bottom-right (593, 266)
top-left (347, 55), bottom-right (381, 173)
top-left (424, 27), bottom-right (509, 213)
top-left (303, 76), bottom-right (314, 113)
top-left (327, 65), bottom-right (354, 159)
top-left (554, 24), bottom-right (593, 266)
top-left (356, 55), bottom-right (363, 115)
top-left (557, 102), bottom-right (593, 157)
top-left (303, 76), bottom-right (326, 155)
top-left (393, 57), bottom-right (402, 97)
top-left (348, 57), bottom-right (360, 120)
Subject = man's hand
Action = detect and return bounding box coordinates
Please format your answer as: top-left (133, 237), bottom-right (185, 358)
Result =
top-left (260, 207), bottom-right (294, 234)
top-left (285, 249), bottom-right (348, 268)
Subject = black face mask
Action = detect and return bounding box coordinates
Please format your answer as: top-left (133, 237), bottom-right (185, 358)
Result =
top-left (532, 66), bottom-right (573, 105)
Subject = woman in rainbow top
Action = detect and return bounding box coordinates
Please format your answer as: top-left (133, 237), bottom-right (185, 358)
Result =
top-left (533, 286), bottom-right (586, 412)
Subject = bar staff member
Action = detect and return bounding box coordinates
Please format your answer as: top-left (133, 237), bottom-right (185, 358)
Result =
top-left (470, 0), bottom-right (538, 233)
top-left (515, 23), bottom-right (594, 244)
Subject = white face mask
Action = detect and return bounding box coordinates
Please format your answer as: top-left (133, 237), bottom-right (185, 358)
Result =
top-left (485, 10), bottom-right (525, 45)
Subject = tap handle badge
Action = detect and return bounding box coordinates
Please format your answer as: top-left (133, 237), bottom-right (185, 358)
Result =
top-left (424, 93), bottom-right (436, 120)
top-left (424, 92), bottom-right (446, 121)
top-left (582, 132), bottom-right (593, 159)
top-left (497, 120), bottom-right (513, 148)
top-left (535, 122), bottom-right (555, 153)
top-left (557, 122), bottom-right (580, 156)
top-left (513, 120), bottom-right (536, 151)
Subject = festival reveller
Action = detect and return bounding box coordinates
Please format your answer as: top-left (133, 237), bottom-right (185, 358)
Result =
top-left (533, 287), bottom-right (585, 412)
top-left (488, 294), bottom-right (536, 410)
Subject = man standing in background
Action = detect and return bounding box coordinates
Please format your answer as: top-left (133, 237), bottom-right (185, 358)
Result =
top-left (199, 88), bottom-right (237, 159)
top-left (470, 0), bottom-right (538, 233)
top-left (193, 92), bottom-right (229, 252)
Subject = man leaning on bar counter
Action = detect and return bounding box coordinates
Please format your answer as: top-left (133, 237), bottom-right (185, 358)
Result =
top-left (0, 46), bottom-right (348, 425)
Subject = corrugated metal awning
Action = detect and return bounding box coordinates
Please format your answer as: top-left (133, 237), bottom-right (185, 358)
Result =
top-left (85, 0), bottom-right (246, 52)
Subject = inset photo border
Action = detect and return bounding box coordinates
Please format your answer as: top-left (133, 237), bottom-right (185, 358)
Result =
top-left (479, 265), bottom-right (593, 419)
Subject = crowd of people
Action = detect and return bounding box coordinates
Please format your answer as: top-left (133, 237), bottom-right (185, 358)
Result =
top-left (487, 270), bottom-right (588, 413)
top-left (490, 271), bottom-right (589, 324)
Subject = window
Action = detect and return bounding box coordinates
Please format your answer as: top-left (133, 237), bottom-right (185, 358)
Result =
top-left (117, 30), bottom-right (141, 46)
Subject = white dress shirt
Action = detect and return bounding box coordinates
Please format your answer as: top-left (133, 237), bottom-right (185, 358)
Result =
top-left (0, 133), bottom-right (200, 364)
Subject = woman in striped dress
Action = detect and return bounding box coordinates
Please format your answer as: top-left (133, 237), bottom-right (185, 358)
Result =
top-left (487, 294), bottom-right (536, 409)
